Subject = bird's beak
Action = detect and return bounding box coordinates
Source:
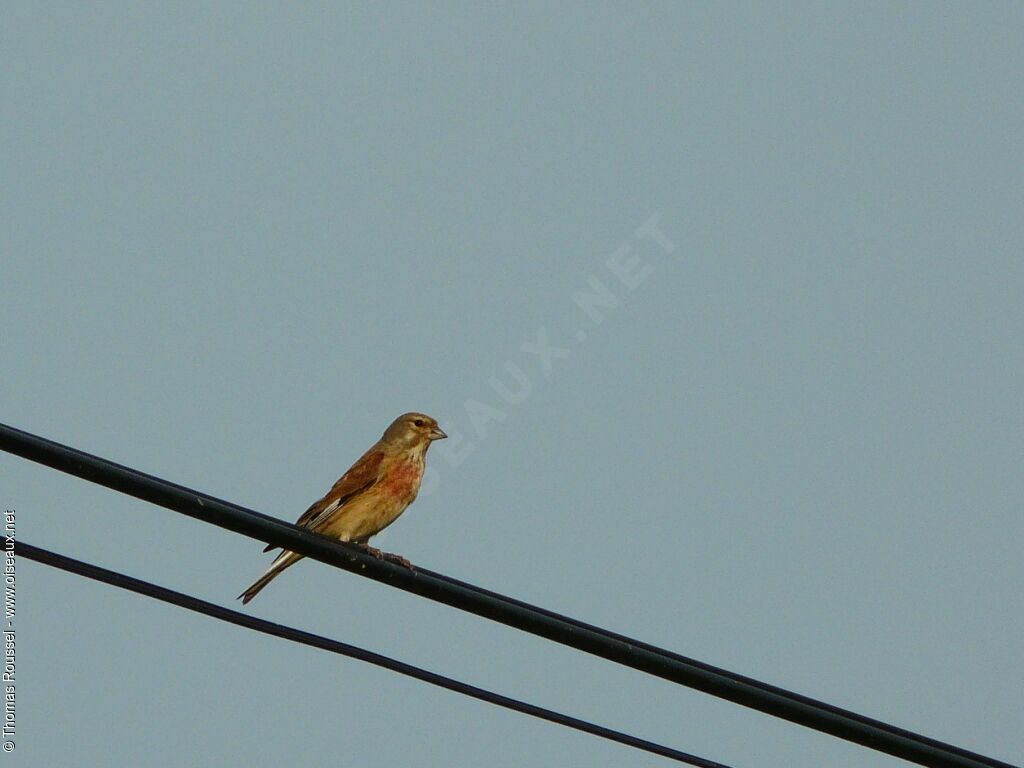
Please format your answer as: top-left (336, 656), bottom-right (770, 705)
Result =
top-left (429, 426), bottom-right (448, 441)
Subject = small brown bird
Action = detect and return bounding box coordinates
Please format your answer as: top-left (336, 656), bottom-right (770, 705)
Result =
top-left (238, 412), bottom-right (447, 604)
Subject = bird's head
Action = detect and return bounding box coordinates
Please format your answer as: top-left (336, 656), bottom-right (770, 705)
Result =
top-left (382, 412), bottom-right (447, 448)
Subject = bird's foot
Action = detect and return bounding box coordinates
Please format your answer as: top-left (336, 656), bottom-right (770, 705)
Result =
top-left (352, 543), bottom-right (414, 571)
top-left (382, 551), bottom-right (415, 571)
top-left (354, 543), bottom-right (384, 560)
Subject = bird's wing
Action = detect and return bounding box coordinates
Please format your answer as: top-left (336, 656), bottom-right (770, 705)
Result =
top-left (262, 446), bottom-right (386, 552)
top-left (299, 446), bottom-right (387, 529)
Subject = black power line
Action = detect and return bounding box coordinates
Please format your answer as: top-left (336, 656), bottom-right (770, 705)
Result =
top-left (1, 422), bottom-right (1016, 768)
top-left (19, 541), bottom-right (729, 768)
top-left (410, 567), bottom-right (1018, 768)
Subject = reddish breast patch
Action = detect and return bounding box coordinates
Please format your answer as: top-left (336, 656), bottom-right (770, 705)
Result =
top-left (381, 460), bottom-right (424, 501)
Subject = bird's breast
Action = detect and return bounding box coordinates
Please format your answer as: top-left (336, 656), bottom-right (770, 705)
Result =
top-left (380, 457), bottom-right (425, 504)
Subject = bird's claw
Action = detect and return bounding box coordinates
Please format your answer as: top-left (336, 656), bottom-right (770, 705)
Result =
top-left (353, 544), bottom-right (413, 571)
top-left (383, 552), bottom-right (415, 571)
top-left (355, 544), bottom-right (384, 559)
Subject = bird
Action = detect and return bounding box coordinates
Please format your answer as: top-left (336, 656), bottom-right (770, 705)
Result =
top-left (238, 412), bottom-right (447, 604)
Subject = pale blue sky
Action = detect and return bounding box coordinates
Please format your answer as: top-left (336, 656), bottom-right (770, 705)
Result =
top-left (3, 3), bottom-right (1022, 767)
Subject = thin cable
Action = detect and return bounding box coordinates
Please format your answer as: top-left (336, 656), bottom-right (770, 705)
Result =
top-left (18, 541), bottom-right (730, 768)
top-left (1, 422), bottom-right (1015, 768)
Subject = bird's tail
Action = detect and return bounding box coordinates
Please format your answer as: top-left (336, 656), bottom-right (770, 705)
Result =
top-left (238, 550), bottom-right (303, 604)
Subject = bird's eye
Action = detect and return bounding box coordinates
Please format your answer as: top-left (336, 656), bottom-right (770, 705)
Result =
top-left (414, 419), bottom-right (425, 427)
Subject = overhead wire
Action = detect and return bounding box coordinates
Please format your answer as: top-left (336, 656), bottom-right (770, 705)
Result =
top-left (18, 541), bottom-right (730, 768)
top-left (1, 422), bottom-right (1015, 768)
